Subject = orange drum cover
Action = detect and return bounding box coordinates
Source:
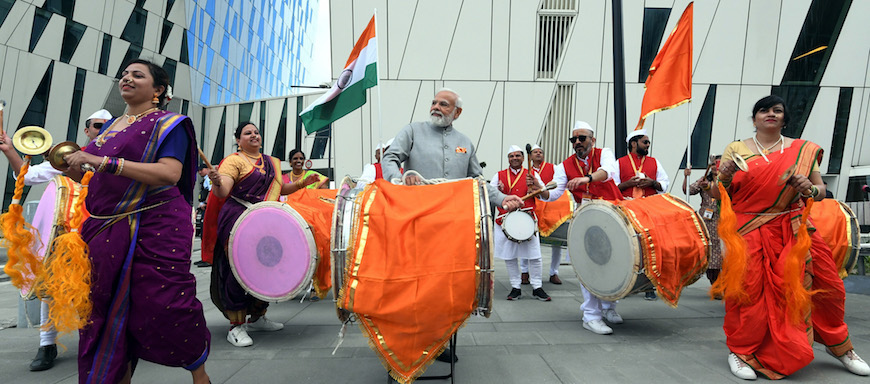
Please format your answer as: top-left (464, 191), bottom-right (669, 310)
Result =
top-left (283, 188), bottom-right (337, 299)
top-left (809, 199), bottom-right (860, 278)
top-left (617, 194), bottom-right (709, 307)
top-left (535, 192), bottom-right (574, 237)
top-left (341, 179), bottom-right (486, 384)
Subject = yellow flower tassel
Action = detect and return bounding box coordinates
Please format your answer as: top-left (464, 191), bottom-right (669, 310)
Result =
top-left (43, 171), bottom-right (93, 334)
top-left (1, 157), bottom-right (44, 291)
top-left (710, 181), bottom-right (750, 303)
top-left (782, 198), bottom-right (814, 326)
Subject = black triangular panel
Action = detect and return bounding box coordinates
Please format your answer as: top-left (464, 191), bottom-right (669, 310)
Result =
top-left (211, 108), bottom-right (227, 166)
top-left (60, 19), bottom-right (87, 64)
top-left (121, 6), bottom-right (147, 47)
top-left (160, 20), bottom-right (173, 54)
top-left (680, 85), bottom-right (717, 169)
top-left (271, 99), bottom-right (288, 160)
top-left (166, 0), bottom-right (177, 19)
top-left (19, 62), bottom-right (54, 129)
top-left (180, 29), bottom-right (190, 65)
top-left (116, 45), bottom-right (143, 78)
top-left (30, 8), bottom-right (53, 52)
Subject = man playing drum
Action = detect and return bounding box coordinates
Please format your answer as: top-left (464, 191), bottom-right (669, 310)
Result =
top-left (521, 144), bottom-right (569, 285)
top-left (615, 129), bottom-right (669, 301)
top-left (541, 121), bottom-right (624, 335)
top-left (0, 108), bottom-right (110, 372)
top-left (491, 145), bottom-right (551, 301)
top-left (382, 88), bottom-right (522, 363)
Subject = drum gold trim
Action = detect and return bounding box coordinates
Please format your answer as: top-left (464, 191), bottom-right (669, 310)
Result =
top-left (12, 126), bottom-right (53, 155)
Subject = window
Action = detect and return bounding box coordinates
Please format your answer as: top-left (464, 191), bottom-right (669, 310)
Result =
top-left (271, 100), bottom-right (288, 160)
top-left (310, 125), bottom-right (330, 159)
top-left (60, 20), bottom-right (87, 64)
top-left (121, 6), bottom-right (148, 47)
top-left (160, 20), bottom-right (173, 53)
top-left (44, 0), bottom-right (73, 19)
top-left (638, 8), bottom-right (672, 83)
top-left (116, 45), bottom-right (143, 79)
top-left (781, 0), bottom-right (852, 86)
top-left (540, 84), bottom-right (575, 161)
top-left (259, 101), bottom-right (266, 152)
top-left (827, 87), bottom-right (852, 174)
top-left (98, 33), bottom-right (112, 75)
top-left (30, 8), bottom-right (52, 52)
top-left (239, 102), bottom-right (253, 124)
top-left (66, 69), bottom-right (86, 141)
top-left (210, 108), bottom-right (227, 166)
top-left (770, 85), bottom-right (818, 138)
top-left (0, 0), bottom-right (15, 27)
top-left (680, 85), bottom-right (717, 169)
top-left (535, 1), bottom-right (578, 79)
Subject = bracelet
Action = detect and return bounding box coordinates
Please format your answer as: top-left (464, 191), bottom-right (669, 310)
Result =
top-left (812, 185), bottom-right (820, 197)
top-left (586, 176), bottom-right (593, 183)
top-left (114, 158), bottom-right (125, 175)
top-left (97, 156), bottom-right (109, 173)
top-left (800, 185), bottom-right (819, 198)
top-left (296, 179), bottom-right (304, 189)
top-left (702, 184), bottom-right (712, 191)
top-left (103, 157), bottom-right (118, 174)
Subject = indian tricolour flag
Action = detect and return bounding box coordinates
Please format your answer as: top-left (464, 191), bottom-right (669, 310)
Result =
top-left (300, 15), bottom-right (378, 134)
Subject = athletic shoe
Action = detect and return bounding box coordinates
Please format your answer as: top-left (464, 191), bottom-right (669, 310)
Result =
top-left (246, 316), bottom-right (284, 332)
top-left (549, 274), bottom-right (562, 284)
top-left (728, 353), bottom-right (757, 380)
top-left (582, 319), bottom-right (612, 335)
top-left (507, 288), bottom-right (522, 300)
top-left (828, 349), bottom-right (870, 376)
top-left (644, 291), bottom-right (657, 301)
top-left (227, 326), bottom-right (253, 347)
top-left (603, 309), bottom-right (623, 324)
top-left (29, 344), bottom-right (57, 371)
top-left (532, 287), bottom-right (551, 301)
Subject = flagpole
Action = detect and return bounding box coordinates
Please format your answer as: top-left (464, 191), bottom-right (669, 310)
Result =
top-left (373, 9), bottom-right (384, 157)
top-left (686, 100), bottom-right (692, 201)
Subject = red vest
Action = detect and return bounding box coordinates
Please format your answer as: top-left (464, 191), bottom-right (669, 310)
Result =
top-left (617, 153), bottom-right (659, 197)
top-left (561, 149), bottom-right (622, 201)
top-left (534, 162), bottom-right (555, 183)
top-left (495, 168), bottom-right (536, 225)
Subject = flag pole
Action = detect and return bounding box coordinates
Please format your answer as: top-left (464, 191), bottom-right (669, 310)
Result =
top-left (686, 100), bottom-right (692, 201)
top-left (373, 9), bottom-right (384, 158)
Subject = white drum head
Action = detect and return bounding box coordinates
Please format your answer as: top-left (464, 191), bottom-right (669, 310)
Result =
top-left (502, 211), bottom-right (536, 242)
top-left (568, 201), bottom-right (641, 300)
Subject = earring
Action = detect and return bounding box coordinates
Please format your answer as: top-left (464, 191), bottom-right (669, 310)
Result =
top-left (152, 94), bottom-right (160, 104)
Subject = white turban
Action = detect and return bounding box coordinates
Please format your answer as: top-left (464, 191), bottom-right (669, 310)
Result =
top-left (572, 121), bottom-right (594, 134)
top-left (626, 129), bottom-right (648, 143)
top-left (87, 109), bottom-right (113, 121)
top-left (374, 137), bottom-right (394, 152)
top-left (506, 145), bottom-right (523, 157)
top-left (530, 144), bottom-right (542, 151)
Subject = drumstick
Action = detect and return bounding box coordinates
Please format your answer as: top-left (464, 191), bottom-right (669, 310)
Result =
top-left (521, 181), bottom-right (557, 201)
top-left (198, 148), bottom-right (214, 169)
top-left (525, 144), bottom-right (533, 174)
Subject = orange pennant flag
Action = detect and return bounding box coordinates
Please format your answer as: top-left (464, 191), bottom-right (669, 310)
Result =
top-left (636, 2), bottom-right (693, 130)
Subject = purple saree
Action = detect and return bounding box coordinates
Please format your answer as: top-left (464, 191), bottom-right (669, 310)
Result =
top-left (210, 154), bottom-right (279, 315)
top-left (79, 111), bottom-right (210, 383)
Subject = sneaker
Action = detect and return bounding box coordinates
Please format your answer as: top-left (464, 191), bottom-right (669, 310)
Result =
top-left (582, 319), bottom-right (613, 335)
top-left (644, 291), bottom-right (657, 301)
top-left (827, 349), bottom-right (870, 376)
top-left (549, 274), bottom-right (562, 285)
top-left (227, 326), bottom-right (253, 347)
top-left (246, 316), bottom-right (284, 332)
top-left (193, 260), bottom-right (211, 267)
top-left (603, 309), bottom-right (623, 324)
top-left (521, 272), bottom-right (530, 285)
top-left (532, 287), bottom-right (551, 301)
top-left (507, 288), bottom-right (522, 301)
top-left (29, 344), bottom-right (57, 371)
top-left (727, 353), bottom-right (757, 380)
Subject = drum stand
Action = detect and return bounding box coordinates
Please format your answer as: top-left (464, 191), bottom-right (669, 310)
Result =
top-left (387, 333), bottom-right (457, 383)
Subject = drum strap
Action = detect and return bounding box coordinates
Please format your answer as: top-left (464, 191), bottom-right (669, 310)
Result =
top-left (88, 199), bottom-right (172, 220)
top-left (231, 195), bottom-right (255, 208)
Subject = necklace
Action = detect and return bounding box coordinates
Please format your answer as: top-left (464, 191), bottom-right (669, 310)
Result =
top-left (124, 107), bottom-right (159, 124)
top-left (288, 170), bottom-right (305, 182)
top-left (752, 135), bottom-right (783, 163)
top-left (240, 151), bottom-right (264, 171)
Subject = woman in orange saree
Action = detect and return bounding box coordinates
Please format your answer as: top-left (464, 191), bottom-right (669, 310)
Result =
top-left (714, 95), bottom-right (868, 380)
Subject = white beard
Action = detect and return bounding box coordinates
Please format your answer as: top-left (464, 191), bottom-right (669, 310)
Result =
top-left (430, 112), bottom-right (455, 127)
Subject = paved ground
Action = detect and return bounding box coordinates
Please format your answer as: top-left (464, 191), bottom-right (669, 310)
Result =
top-left (1, 242), bottom-right (870, 383)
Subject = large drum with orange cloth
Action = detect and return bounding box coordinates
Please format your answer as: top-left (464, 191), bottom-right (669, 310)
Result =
top-left (568, 194), bottom-right (709, 307)
top-left (809, 199), bottom-right (860, 278)
top-left (283, 188), bottom-right (337, 299)
top-left (228, 201), bottom-right (317, 302)
top-left (536, 193), bottom-right (574, 246)
top-left (331, 177), bottom-right (493, 384)
top-left (21, 175), bottom-right (81, 299)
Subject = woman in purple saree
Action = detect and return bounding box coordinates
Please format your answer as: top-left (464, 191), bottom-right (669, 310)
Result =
top-left (64, 60), bottom-right (210, 384)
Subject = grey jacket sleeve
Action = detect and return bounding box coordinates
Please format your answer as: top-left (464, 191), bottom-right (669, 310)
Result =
top-left (381, 125), bottom-right (412, 182)
top-left (465, 143), bottom-right (506, 207)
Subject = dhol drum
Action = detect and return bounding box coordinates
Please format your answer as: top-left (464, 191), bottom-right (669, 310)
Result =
top-left (331, 178), bottom-right (493, 384)
top-left (809, 199), bottom-right (861, 278)
top-left (228, 201), bottom-right (317, 302)
top-left (21, 175), bottom-right (79, 299)
top-left (568, 194), bottom-right (709, 306)
top-left (500, 209), bottom-right (537, 242)
top-left (536, 193), bottom-right (575, 246)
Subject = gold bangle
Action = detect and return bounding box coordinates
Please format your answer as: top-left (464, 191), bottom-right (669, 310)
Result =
top-left (97, 156), bottom-right (109, 173)
top-left (296, 179), bottom-right (304, 189)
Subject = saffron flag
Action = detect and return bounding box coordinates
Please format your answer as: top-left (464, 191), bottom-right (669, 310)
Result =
top-left (300, 16), bottom-right (378, 134)
top-left (636, 2), bottom-right (693, 130)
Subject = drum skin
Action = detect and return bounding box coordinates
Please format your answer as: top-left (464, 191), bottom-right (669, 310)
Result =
top-left (228, 201), bottom-right (316, 302)
top-left (809, 199), bottom-right (861, 278)
top-left (501, 210), bottom-right (537, 242)
top-left (569, 194), bottom-right (709, 306)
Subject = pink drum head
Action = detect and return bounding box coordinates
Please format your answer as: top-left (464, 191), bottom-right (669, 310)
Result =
top-left (228, 202), bottom-right (316, 302)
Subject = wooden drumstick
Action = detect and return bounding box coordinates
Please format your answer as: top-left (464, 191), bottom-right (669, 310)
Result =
top-left (521, 181), bottom-right (557, 201)
top-left (525, 144), bottom-right (533, 174)
top-left (198, 148), bottom-right (214, 169)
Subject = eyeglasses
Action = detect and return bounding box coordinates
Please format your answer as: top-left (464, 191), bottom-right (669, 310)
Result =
top-left (569, 135), bottom-right (588, 144)
top-left (92, 122), bottom-right (104, 129)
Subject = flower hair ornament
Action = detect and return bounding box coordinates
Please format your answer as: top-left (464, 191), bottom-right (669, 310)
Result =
top-left (165, 85), bottom-right (173, 101)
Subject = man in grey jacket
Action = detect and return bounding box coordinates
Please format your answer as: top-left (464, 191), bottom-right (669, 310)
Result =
top-left (381, 89), bottom-right (522, 364)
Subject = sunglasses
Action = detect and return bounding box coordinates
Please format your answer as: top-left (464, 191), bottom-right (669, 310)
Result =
top-left (92, 122), bottom-right (104, 129)
top-left (569, 135), bottom-right (589, 144)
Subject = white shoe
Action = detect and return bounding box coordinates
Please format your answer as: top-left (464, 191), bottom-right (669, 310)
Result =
top-left (582, 319), bottom-right (613, 335)
top-left (828, 349), bottom-right (870, 376)
top-left (603, 309), bottom-right (623, 324)
top-left (728, 353), bottom-right (757, 380)
top-left (227, 326), bottom-right (253, 347)
top-left (246, 316), bottom-right (284, 332)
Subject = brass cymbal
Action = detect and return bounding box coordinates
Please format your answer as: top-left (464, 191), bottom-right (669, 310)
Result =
top-left (47, 141), bottom-right (81, 171)
top-left (12, 126), bottom-right (53, 155)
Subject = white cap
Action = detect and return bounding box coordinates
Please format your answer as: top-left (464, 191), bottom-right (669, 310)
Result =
top-left (506, 145), bottom-right (523, 157)
top-left (530, 144), bottom-right (542, 151)
top-left (87, 109), bottom-right (112, 121)
top-left (374, 138), bottom-right (394, 152)
top-left (626, 129), bottom-right (648, 143)
top-left (572, 121), bottom-right (594, 134)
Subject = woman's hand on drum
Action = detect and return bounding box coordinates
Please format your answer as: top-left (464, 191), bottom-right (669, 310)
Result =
top-left (566, 176), bottom-right (590, 190)
top-left (502, 195), bottom-right (523, 210)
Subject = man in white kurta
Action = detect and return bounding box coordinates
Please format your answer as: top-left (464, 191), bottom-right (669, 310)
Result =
top-left (491, 146), bottom-right (551, 301)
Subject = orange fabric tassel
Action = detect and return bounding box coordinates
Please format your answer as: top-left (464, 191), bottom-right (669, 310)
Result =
top-left (44, 172), bottom-right (94, 334)
top-left (710, 181), bottom-right (749, 303)
top-left (1, 158), bottom-right (44, 291)
top-left (782, 198), bottom-right (814, 325)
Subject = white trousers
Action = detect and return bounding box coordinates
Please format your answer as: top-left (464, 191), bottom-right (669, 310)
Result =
top-left (40, 300), bottom-right (57, 346)
top-left (521, 245), bottom-right (567, 276)
top-left (505, 258), bottom-right (542, 289)
top-left (579, 284), bottom-right (616, 322)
